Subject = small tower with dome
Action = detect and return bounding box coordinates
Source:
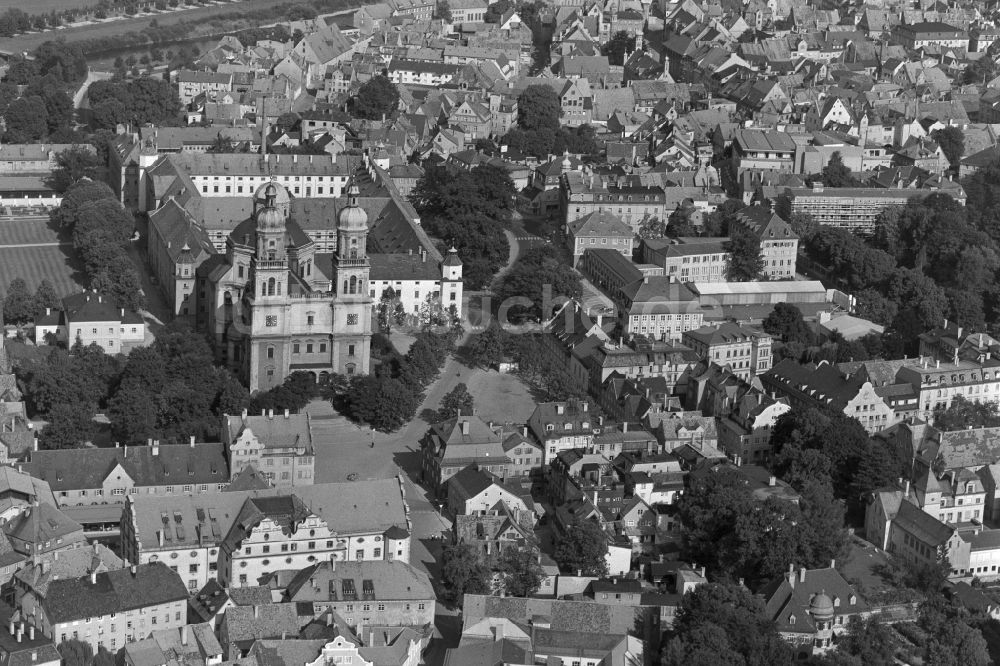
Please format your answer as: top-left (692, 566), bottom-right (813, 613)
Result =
top-left (808, 591), bottom-right (835, 652)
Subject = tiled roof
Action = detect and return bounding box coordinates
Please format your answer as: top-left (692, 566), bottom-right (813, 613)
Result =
top-left (23, 443), bottom-right (229, 492)
top-left (43, 562), bottom-right (188, 623)
top-left (284, 560), bottom-right (434, 602)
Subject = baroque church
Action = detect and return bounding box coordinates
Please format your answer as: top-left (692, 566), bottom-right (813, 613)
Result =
top-left (201, 180), bottom-right (373, 392)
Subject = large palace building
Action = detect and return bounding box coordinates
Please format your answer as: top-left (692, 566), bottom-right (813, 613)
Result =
top-left (201, 181), bottom-right (373, 391)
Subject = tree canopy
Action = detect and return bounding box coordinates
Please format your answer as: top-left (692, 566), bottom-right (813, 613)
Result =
top-left (602, 30), bottom-right (636, 66)
top-left (553, 517), bottom-right (608, 575)
top-left (725, 233), bottom-right (764, 281)
top-left (495, 245), bottom-right (582, 323)
top-left (496, 546), bottom-right (545, 597)
top-left (408, 164), bottom-right (512, 289)
top-left (88, 77), bottom-right (181, 129)
top-left (352, 74), bottom-right (400, 120)
top-left (662, 582), bottom-right (794, 666)
top-left (441, 542), bottom-right (491, 605)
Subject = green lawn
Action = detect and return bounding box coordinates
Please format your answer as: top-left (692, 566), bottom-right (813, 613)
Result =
top-left (0, 245), bottom-right (87, 298)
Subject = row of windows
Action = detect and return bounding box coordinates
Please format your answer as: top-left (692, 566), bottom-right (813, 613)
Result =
top-left (64, 484), bottom-right (224, 498)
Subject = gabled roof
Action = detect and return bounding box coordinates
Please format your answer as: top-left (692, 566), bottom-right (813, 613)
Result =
top-left (43, 562), bottom-right (189, 623)
top-left (568, 210), bottom-right (632, 238)
top-left (23, 443), bottom-right (229, 492)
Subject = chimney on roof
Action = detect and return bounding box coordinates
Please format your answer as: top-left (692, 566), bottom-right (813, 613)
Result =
top-left (181, 625), bottom-right (188, 646)
top-left (284, 409), bottom-right (290, 418)
top-left (326, 611), bottom-right (334, 627)
top-left (152, 440), bottom-right (160, 456)
top-left (461, 420), bottom-right (470, 435)
top-left (522, 426), bottom-right (528, 437)
top-left (253, 605), bottom-right (260, 619)
top-left (242, 408), bottom-right (248, 418)
top-left (158, 530), bottom-right (164, 547)
top-left (190, 435), bottom-right (196, 447)
top-left (28, 627), bottom-right (34, 642)
top-left (799, 567), bottom-right (806, 583)
top-left (130, 564), bottom-right (136, 576)
top-left (45, 307), bottom-right (50, 316)
top-left (622, 421), bottom-right (628, 433)
top-left (768, 475), bottom-right (776, 487)
top-left (8, 618), bottom-right (14, 637)
top-left (16, 628), bottom-right (21, 643)
top-left (90, 571), bottom-right (97, 585)
top-left (121, 308), bottom-right (124, 317)
top-left (268, 409), bottom-right (274, 419)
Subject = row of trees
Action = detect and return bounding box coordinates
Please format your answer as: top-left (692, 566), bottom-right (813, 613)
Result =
top-left (333, 328), bottom-right (461, 431)
top-left (2, 279), bottom-right (60, 326)
top-left (55, 180), bottom-right (146, 311)
top-left (408, 163), bottom-right (513, 289)
top-left (60, 0), bottom-right (355, 55)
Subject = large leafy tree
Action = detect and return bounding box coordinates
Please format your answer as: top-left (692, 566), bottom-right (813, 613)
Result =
top-left (725, 233), bottom-right (764, 281)
top-left (48, 145), bottom-right (104, 193)
top-left (345, 375), bottom-right (418, 432)
top-left (763, 302), bottom-right (814, 344)
top-left (517, 84), bottom-right (561, 132)
top-left (376, 287), bottom-right (407, 335)
top-left (932, 126), bottom-right (964, 167)
top-left (662, 582), bottom-right (794, 666)
top-left (819, 151), bottom-right (860, 187)
top-left (496, 546), bottom-right (545, 597)
top-left (602, 30), bottom-right (636, 65)
top-left (3, 96), bottom-right (48, 142)
top-left (553, 517), bottom-right (608, 575)
top-left (352, 74), bottom-right (400, 120)
top-left (3, 278), bottom-right (36, 325)
top-left (438, 382), bottom-right (474, 421)
top-left (495, 245), bottom-right (583, 322)
top-left (468, 322), bottom-right (510, 368)
top-left (441, 542), bottom-right (491, 605)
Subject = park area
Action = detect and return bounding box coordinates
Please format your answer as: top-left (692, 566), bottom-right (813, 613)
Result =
top-left (0, 217), bottom-right (85, 298)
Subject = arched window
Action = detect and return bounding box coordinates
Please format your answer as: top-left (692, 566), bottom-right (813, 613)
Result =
top-left (267, 278), bottom-right (276, 295)
top-left (224, 291), bottom-right (232, 305)
top-left (343, 280), bottom-right (348, 294)
top-left (349, 276), bottom-right (357, 294)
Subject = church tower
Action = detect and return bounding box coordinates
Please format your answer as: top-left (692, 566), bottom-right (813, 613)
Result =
top-left (247, 181), bottom-right (291, 391)
top-left (331, 184), bottom-right (372, 375)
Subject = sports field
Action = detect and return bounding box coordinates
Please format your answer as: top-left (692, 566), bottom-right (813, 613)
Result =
top-left (0, 217), bottom-right (85, 298)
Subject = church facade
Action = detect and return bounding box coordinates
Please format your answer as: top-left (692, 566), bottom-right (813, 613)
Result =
top-left (200, 180), bottom-right (373, 391)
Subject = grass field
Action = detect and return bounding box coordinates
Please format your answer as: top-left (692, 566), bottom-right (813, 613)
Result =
top-left (0, 0), bottom-right (274, 51)
top-left (0, 245), bottom-right (87, 298)
top-left (0, 217), bottom-right (85, 298)
top-left (0, 218), bottom-right (63, 245)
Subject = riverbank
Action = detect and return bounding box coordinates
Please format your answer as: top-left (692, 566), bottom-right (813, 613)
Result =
top-left (0, 0), bottom-right (356, 53)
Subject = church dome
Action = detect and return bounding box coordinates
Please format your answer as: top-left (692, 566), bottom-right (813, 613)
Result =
top-left (338, 184), bottom-right (368, 230)
top-left (254, 179), bottom-right (289, 232)
top-left (809, 592), bottom-right (835, 620)
top-left (256, 205), bottom-right (285, 231)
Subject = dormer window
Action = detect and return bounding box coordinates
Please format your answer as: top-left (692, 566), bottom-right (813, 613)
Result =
top-left (788, 614), bottom-right (796, 625)
top-left (849, 595), bottom-right (856, 605)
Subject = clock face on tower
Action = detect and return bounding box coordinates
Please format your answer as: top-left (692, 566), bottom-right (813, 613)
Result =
top-left (265, 315), bottom-right (278, 327)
